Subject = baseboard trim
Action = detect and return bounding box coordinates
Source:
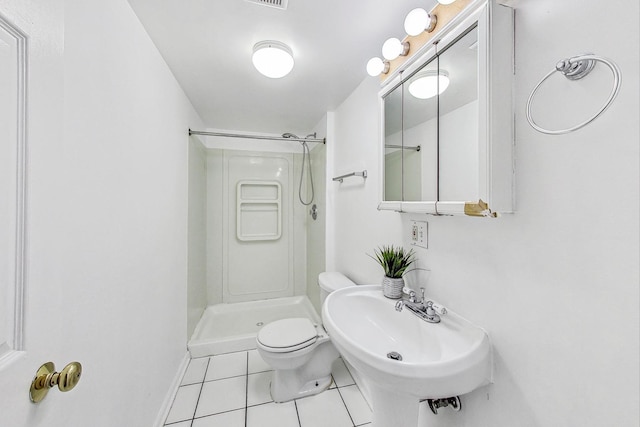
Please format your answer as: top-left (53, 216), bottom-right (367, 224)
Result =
top-left (152, 351), bottom-right (190, 427)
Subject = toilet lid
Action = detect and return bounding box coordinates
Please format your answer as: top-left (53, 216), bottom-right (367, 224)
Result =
top-left (257, 318), bottom-right (318, 352)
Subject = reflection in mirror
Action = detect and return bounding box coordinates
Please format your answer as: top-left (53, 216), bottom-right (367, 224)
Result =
top-left (403, 58), bottom-right (438, 201)
top-left (438, 26), bottom-right (479, 202)
top-left (383, 84), bottom-right (403, 201)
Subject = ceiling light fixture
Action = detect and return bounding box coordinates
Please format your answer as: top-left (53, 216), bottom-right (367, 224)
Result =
top-left (366, 57), bottom-right (390, 77)
top-left (408, 70), bottom-right (450, 99)
top-left (382, 37), bottom-right (410, 61)
top-left (404, 8), bottom-right (438, 36)
top-left (252, 40), bottom-right (294, 78)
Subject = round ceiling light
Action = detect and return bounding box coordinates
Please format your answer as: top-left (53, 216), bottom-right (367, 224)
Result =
top-left (252, 40), bottom-right (294, 78)
top-left (408, 70), bottom-right (450, 99)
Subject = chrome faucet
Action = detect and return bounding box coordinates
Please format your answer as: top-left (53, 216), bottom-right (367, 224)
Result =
top-left (395, 287), bottom-right (446, 324)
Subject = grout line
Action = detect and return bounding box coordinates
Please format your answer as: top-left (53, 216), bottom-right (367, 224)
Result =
top-left (245, 400), bottom-right (276, 409)
top-left (202, 357), bottom-right (212, 383)
top-left (203, 372), bottom-right (250, 383)
top-left (206, 348), bottom-right (258, 357)
top-left (294, 400), bottom-right (302, 427)
top-left (247, 368), bottom-right (271, 375)
top-left (334, 386), bottom-right (356, 427)
top-left (191, 408), bottom-right (245, 421)
top-left (189, 357), bottom-right (211, 421)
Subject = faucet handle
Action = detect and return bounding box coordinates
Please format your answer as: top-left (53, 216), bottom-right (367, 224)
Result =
top-left (408, 290), bottom-right (417, 302)
top-left (402, 287), bottom-right (417, 302)
top-left (431, 302), bottom-right (447, 316)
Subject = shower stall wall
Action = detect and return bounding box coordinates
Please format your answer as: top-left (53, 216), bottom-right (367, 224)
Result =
top-left (206, 148), bottom-right (307, 305)
top-left (187, 130), bottom-right (326, 356)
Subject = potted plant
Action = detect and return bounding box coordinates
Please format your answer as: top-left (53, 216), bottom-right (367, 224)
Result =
top-left (369, 245), bottom-right (416, 299)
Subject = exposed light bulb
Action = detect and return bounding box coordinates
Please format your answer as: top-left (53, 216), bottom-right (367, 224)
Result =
top-left (366, 57), bottom-right (389, 76)
top-left (408, 70), bottom-right (450, 99)
top-left (382, 38), bottom-right (409, 61)
top-left (404, 8), bottom-right (437, 36)
top-left (437, 0), bottom-right (457, 4)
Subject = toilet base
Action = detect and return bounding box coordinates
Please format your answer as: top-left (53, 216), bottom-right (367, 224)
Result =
top-left (270, 373), bottom-right (332, 403)
top-left (257, 323), bottom-right (340, 403)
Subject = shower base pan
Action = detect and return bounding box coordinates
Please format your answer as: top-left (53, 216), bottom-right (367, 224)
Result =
top-left (188, 296), bottom-right (321, 358)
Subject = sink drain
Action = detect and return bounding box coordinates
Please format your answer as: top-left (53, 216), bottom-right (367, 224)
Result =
top-left (387, 351), bottom-right (403, 361)
top-left (256, 322), bottom-right (264, 326)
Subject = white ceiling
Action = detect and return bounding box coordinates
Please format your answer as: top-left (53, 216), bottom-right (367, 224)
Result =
top-left (127, 0), bottom-right (435, 135)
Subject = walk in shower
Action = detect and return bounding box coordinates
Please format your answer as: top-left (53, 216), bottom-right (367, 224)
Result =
top-left (187, 129), bottom-right (327, 356)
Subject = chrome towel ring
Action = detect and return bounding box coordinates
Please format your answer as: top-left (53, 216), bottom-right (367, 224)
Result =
top-left (526, 54), bottom-right (621, 135)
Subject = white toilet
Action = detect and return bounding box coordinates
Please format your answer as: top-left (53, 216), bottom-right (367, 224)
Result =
top-left (256, 272), bottom-right (356, 402)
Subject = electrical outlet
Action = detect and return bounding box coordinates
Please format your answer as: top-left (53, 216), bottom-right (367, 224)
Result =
top-left (410, 220), bottom-right (428, 249)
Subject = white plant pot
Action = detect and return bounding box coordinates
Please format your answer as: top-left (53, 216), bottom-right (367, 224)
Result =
top-left (381, 276), bottom-right (404, 299)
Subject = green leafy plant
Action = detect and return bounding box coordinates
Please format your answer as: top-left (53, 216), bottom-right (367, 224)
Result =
top-left (369, 245), bottom-right (416, 279)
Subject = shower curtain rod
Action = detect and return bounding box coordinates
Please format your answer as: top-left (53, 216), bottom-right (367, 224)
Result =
top-left (189, 129), bottom-right (326, 144)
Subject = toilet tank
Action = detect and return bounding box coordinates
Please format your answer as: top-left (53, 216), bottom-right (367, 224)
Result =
top-left (318, 272), bottom-right (356, 305)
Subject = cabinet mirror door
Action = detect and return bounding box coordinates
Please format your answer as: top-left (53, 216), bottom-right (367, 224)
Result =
top-left (378, 0), bottom-right (513, 215)
top-left (438, 26), bottom-right (479, 202)
top-left (403, 58), bottom-right (438, 202)
top-left (383, 82), bottom-right (403, 201)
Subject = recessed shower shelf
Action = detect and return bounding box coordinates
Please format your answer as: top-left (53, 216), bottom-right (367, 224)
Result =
top-left (236, 180), bottom-right (282, 241)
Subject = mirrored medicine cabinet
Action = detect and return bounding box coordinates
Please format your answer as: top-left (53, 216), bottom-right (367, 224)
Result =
top-left (378, 0), bottom-right (514, 216)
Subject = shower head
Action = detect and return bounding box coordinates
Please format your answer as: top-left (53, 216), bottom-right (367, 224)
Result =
top-left (282, 133), bottom-right (299, 139)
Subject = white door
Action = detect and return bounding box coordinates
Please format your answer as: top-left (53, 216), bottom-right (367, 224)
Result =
top-left (0, 6), bottom-right (72, 425)
top-left (2, 1), bottom-right (195, 425)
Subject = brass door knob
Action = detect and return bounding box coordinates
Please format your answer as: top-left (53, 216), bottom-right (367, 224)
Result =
top-left (30, 361), bottom-right (82, 403)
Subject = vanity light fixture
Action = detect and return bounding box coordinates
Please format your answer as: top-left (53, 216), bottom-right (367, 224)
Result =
top-left (366, 57), bottom-right (390, 77)
top-left (408, 70), bottom-right (450, 99)
top-left (252, 40), bottom-right (294, 78)
top-left (404, 8), bottom-right (438, 36)
top-left (382, 38), bottom-right (410, 61)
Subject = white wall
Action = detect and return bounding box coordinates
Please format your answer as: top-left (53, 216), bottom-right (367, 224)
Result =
top-left (328, 1), bottom-right (639, 426)
top-left (328, 79), bottom-right (404, 282)
top-left (0, 0), bottom-right (203, 425)
top-left (62, 1), bottom-right (204, 425)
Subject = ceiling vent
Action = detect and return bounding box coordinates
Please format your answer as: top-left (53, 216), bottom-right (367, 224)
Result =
top-left (246, 0), bottom-right (288, 10)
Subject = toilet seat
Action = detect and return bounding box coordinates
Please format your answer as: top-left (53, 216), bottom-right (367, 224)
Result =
top-left (257, 318), bottom-right (318, 353)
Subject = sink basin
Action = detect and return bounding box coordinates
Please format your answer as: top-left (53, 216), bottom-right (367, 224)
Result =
top-left (322, 285), bottom-right (491, 427)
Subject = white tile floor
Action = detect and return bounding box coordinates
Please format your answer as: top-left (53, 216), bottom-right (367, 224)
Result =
top-left (164, 350), bottom-right (373, 427)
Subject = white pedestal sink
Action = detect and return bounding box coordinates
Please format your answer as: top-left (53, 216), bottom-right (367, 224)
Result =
top-left (322, 285), bottom-right (491, 427)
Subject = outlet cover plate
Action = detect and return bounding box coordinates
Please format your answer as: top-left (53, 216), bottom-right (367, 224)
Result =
top-left (410, 220), bottom-right (428, 249)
